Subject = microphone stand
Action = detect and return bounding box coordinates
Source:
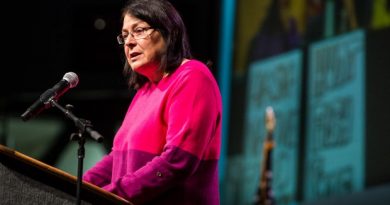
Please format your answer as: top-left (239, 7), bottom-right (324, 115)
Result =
top-left (49, 99), bottom-right (104, 205)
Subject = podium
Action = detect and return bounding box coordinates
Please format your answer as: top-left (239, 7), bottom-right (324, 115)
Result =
top-left (0, 144), bottom-right (133, 205)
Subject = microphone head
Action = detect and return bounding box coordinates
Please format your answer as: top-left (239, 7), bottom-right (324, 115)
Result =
top-left (63, 72), bottom-right (79, 88)
top-left (265, 106), bottom-right (276, 132)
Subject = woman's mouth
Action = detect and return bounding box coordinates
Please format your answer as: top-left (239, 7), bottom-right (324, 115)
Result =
top-left (130, 52), bottom-right (141, 60)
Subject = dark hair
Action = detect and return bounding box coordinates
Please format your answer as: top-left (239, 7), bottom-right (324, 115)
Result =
top-left (120, 0), bottom-right (192, 89)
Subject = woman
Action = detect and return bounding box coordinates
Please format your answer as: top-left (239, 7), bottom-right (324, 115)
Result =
top-left (83, 0), bottom-right (222, 204)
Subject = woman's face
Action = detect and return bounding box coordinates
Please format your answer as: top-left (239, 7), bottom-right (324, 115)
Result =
top-left (121, 14), bottom-right (166, 81)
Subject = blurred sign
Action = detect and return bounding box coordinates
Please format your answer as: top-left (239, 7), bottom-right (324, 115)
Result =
top-left (304, 29), bottom-right (365, 201)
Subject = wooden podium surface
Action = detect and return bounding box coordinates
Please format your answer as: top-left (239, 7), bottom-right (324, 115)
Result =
top-left (0, 144), bottom-right (133, 205)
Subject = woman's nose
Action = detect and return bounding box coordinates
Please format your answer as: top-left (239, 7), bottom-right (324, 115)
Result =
top-left (125, 34), bottom-right (137, 45)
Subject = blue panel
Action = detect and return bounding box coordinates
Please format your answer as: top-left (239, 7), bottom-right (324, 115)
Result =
top-left (304, 29), bottom-right (365, 201)
top-left (217, 0), bottom-right (236, 184)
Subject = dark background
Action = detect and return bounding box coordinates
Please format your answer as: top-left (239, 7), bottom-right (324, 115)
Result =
top-left (5, 0), bottom-right (220, 93)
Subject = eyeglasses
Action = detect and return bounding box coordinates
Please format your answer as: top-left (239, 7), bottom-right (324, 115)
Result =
top-left (117, 27), bottom-right (154, 45)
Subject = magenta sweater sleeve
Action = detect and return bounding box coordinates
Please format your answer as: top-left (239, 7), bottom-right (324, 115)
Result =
top-left (83, 152), bottom-right (113, 187)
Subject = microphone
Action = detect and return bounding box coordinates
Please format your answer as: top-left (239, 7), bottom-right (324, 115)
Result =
top-left (21, 72), bottom-right (79, 121)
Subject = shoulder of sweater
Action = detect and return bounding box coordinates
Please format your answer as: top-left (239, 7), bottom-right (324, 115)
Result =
top-left (177, 59), bottom-right (213, 78)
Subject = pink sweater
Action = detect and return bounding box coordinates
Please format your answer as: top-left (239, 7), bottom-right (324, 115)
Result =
top-left (83, 60), bottom-right (222, 205)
